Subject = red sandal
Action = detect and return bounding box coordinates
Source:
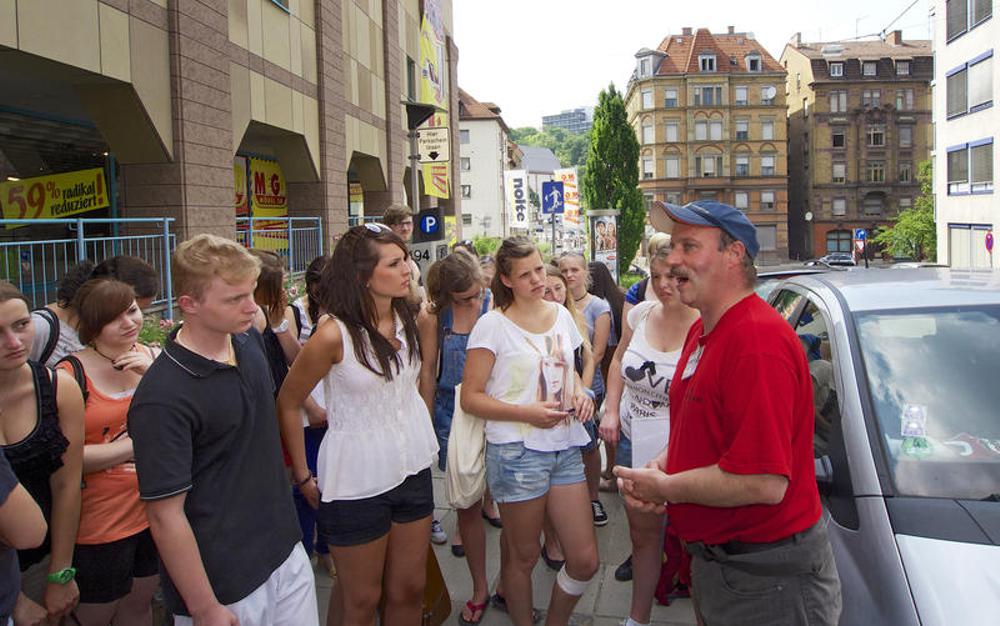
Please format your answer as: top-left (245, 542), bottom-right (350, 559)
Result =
top-left (458, 600), bottom-right (488, 625)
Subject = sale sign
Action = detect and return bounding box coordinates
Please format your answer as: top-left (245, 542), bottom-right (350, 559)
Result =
top-left (1, 168), bottom-right (109, 228)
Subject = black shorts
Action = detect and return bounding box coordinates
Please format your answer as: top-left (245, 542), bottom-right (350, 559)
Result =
top-left (317, 468), bottom-right (434, 547)
top-left (74, 528), bottom-right (159, 604)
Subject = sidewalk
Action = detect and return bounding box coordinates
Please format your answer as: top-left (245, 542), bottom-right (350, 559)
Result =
top-left (315, 468), bottom-right (697, 626)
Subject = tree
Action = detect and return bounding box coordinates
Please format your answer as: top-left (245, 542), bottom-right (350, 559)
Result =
top-left (874, 159), bottom-right (936, 261)
top-left (581, 83), bottom-right (643, 274)
top-left (510, 126), bottom-right (591, 188)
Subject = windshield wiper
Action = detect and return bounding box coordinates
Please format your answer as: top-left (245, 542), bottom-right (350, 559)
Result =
top-left (980, 494), bottom-right (1000, 502)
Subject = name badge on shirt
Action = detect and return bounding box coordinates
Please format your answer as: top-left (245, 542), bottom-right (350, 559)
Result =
top-left (680, 345), bottom-right (702, 380)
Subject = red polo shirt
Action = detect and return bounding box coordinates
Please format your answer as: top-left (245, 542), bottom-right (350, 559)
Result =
top-left (666, 294), bottom-right (820, 544)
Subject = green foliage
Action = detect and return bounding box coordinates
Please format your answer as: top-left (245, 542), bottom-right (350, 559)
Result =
top-left (139, 314), bottom-right (172, 347)
top-left (581, 83), bottom-right (644, 272)
top-left (619, 271), bottom-right (644, 290)
top-left (873, 160), bottom-right (937, 261)
top-left (473, 235), bottom-right (502, 256)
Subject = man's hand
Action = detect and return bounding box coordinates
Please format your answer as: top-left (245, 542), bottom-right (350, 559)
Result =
top-left (192, 602), bottom-right (239, 626)
top-left (614, 466), bottom-right (668, 515)
top-left (649, 447), bottom-right (668, 472)
top-left (43, 580), bottom-right (79, 621)
top-left (598, 411), bottom-right (620, 444)
top-left (523, 401), bottom-right (568, 429)
top-left (13, 592), bottom-right (47, 626)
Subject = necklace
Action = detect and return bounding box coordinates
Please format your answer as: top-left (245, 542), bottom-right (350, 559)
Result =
top-left (93, 343), bottom-right (136, 364)
top-left (573, 293), bottom-right (589, 303)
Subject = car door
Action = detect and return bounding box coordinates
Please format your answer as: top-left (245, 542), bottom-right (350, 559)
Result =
top-left (769, 285), bottom-right (920, 626)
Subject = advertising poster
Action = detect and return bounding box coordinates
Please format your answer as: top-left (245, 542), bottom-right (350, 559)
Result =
top-left (234, 156), bottom-right (249, 219)
top-left (592, 214), bottom-right (619, 282)
top-left (1, 168), bottom-right (109, 228)
top-left (553, 168), bottom-right (580, 227)
top-left (504, 170), bottom-right (530, 230)
top-left (418, 0), bottom-right (450, 199)
top-left (349, 182), bottom-right (364, 218)
top-left (249, 158), bottom-right (288, 251)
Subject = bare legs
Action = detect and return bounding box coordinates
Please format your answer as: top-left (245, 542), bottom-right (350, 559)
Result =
top-left (625, 506), bottom-right (665, 624)
top-left (456, 502), bottom-right (489, 622)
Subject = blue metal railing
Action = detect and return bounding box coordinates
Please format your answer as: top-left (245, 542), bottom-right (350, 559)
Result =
top-left (0, 218), bottom-right (177, 319)
top-left (235, 216), bottom-right (324, 274)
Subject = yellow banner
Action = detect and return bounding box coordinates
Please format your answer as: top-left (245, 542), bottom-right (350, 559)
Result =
top-left (418, 1), bottom-right (449, 199)
top-left (554, 168), bottom-right (580, 227)
top-left (234, 156), bottom-right (249, 218)
top-left (248, 158), bottom-right (288, 251)
top-left (349, 182), bottom-right (364, 217)
top-left (1, 168), bottom-right (109, 228)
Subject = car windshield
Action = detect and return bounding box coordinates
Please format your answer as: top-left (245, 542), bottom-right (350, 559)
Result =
top-left (856, 306), bottom-right (1000, 500)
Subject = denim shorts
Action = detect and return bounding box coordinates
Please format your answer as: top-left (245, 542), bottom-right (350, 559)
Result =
top-left (615, 432), bottom-right (633, 468)
top-left (486, 442), bottom-right (585, 503)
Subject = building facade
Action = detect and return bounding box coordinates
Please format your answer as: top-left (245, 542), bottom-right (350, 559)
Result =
top-left (542, 107), bottom-right (594, 134)
top-left (781, 32), bottom-right (932, 260)
top-left (0, 0), bottom-right (460, 242)
top-left (458, 88), bottom-right (517, 238)
top-left (933, 0), bottom-right (996, 268)
top-left (626, 27), bottom-right (790, 264)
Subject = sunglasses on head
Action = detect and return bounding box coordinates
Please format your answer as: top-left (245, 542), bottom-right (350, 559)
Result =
top-left (363, 222), bottom-right (389, 234)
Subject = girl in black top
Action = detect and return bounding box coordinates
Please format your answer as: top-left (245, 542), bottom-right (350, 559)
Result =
top-left (0, 281), bottom-right (85, 624)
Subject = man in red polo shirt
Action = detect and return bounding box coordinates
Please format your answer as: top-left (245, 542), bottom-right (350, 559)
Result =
top-left (615, 201), bottom-right (841, 626)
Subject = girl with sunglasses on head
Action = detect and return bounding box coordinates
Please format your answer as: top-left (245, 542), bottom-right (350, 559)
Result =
top-left (277, 223), bottom-right (438, 626)
top-left (55, 279), bottom-right (162, 625)
top-left (598, 243), bottom-right (699, 626)
top-left (461, 238), bottom-right (598, 626)
top-left (417, 252), bottom-right (497, 625)
top-left (0, 281), bottom-right (85, 626)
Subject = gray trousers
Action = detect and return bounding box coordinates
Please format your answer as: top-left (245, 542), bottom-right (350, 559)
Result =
top-left (687, 520), bottom-right (842, 626)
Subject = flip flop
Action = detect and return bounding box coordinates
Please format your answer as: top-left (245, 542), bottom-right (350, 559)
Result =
top-left (458, 600), bottom-right (488, 625)
top-left (490, 593), bottom-right (541, 623)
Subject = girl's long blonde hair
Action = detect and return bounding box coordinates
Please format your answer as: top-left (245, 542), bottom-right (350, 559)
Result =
top-left (545, 266), bottom-right (591, 352)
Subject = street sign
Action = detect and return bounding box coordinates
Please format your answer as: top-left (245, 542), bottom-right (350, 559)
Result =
top-left (417, 127), bottom-right (450, 163)
top-left (855, 239), bottom-right (866, 253)
top-left (854, 228), bottom-right (867, 241)
top-left (408, 241), bottom-right (449, 275)
top-left (418, 213), bottom-right (440, 235)
top-left (542, 181), bottom-right (565, 214)
top-left (987, 231), bottom-right (994, 254)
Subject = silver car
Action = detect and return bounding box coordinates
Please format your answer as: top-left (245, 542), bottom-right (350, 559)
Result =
top-left (767, 268), bottom-right (1000, 626)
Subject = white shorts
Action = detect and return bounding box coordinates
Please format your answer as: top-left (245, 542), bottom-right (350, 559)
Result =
top-left (174, 544), bottom-right (318, 626)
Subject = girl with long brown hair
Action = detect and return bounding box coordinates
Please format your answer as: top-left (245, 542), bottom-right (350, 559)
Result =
top-left (277, 224), bottom-right (438, 626)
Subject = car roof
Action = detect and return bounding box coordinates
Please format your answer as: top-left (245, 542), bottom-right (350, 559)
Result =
top-left (783, 268), bottom-right (1000, 312)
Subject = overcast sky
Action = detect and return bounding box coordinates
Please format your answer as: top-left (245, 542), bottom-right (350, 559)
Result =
top-left (453, 0), bottom-right (934, 129)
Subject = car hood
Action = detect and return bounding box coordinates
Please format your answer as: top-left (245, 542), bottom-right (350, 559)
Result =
top-left (896, 534), bottom-right (1000, 625)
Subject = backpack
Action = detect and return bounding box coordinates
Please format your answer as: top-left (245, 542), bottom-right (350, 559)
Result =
top-left (34, 307), bottom-right (61, 365)
top-left (55, 354), bottom-right (89, 404)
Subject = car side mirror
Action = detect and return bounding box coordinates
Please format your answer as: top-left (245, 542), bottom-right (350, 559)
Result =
top-left (815, 455), bottom-right (834, 496)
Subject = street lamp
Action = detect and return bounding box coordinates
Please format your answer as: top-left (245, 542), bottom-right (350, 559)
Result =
top-left (402, 99), bottom-right (447, 214)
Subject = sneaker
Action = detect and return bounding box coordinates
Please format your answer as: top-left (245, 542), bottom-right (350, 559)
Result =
top-left (591, 500), bottom-right (609, 526)
top-left (614, 555), bottom-right (633, 582)
top-left (430, 519), bottom-right (447, 544)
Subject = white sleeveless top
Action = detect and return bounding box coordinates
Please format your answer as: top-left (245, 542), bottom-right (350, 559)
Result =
top-left (316, 317), bottom-right (438, 501)
top-left (619, 301), bottom-right (683, 439)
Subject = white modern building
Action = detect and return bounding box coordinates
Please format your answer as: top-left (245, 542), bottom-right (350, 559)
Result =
top-left (458, 89), bottom-right (519, 238)
top-left (933, 0), bottom-right (996, 267)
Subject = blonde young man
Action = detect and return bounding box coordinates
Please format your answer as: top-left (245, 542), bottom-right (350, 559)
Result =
top-left (128, 235), bottom-right (317, 626)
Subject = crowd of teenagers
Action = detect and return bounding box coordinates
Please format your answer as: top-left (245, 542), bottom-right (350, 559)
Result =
top-left (1, 199), bottom-right (841, 626)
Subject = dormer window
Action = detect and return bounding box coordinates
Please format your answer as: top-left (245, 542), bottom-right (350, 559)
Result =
top-left (639, 57), bottom-right (651, 78)
top-left (699, 54), bottom-right (717, 72)
top-left (863, 61), bottom-right (878, 76)
top-left (829, 62), bottom-right (844, 77)
top-left (746, 54), bottom-right (761, 72)
top-left (896, 60), bottom-right (910, 76)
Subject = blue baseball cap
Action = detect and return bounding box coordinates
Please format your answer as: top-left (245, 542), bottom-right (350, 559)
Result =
top-left (650, 200), bottom-right (760, 259)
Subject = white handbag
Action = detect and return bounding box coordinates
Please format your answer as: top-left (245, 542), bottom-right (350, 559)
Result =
top-left (444, 383), bottom-right (487, 509)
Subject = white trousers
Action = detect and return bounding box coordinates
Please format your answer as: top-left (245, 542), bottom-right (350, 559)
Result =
top-left (174, 543), bottom-right (318, 626)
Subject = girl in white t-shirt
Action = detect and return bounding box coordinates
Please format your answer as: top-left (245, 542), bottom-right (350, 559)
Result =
top-left (277, 224), bottom-right (438, 626)
top-left (599, 245), bottom-right (699, 626)
top-left (462, 238), bottom-right (598, 625)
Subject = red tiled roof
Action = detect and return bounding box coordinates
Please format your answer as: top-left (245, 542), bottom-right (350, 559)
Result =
top-left (459, 88), bottom-right (501, 120)
top-left (792, 39), bottom-right (932, 60)
top-left (654, 28), bottom-right (783, 76)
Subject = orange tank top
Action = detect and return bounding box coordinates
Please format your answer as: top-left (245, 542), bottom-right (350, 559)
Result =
top-left (57, 355), bottom-right (149, 545)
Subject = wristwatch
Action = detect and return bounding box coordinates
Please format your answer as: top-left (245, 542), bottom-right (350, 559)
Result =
top-left (271, 319), bottom-right (290, 334)
top-left (47, 567), bottom-right (77, 584)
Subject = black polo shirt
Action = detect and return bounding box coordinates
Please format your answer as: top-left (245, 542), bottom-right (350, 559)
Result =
top-left (128, 327), bottom-right (300, 616)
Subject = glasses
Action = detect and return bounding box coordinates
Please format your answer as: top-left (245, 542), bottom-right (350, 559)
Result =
top-left (454, 288), bottom-right (485, 304)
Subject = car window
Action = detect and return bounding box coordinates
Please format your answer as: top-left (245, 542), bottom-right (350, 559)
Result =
top-left (770, 289), bottom-right (803, 324)
top-left (794, 301), bottom-right (838, 458)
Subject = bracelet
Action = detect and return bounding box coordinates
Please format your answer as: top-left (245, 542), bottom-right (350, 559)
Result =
top-left (581, 387), bottom-right (596, 401)
top-left (294, 471), bottom-right (312, 487)
top-left (271, 319), bottom-right (290, 334)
